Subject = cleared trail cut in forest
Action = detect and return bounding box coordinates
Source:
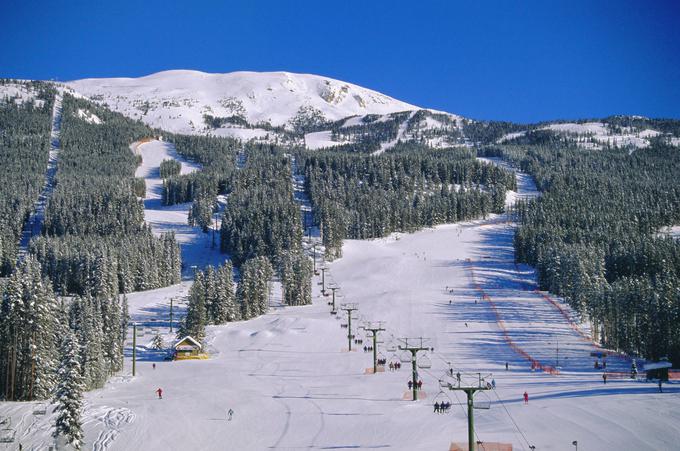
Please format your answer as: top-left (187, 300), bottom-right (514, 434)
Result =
top-left (17, 92), bottom-right (62, 261)
top-left (133, 139), bottom-right (227, 277)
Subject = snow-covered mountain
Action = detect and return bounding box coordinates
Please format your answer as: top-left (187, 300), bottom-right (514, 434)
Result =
top-left (66, 70), bottom-right (420, 136)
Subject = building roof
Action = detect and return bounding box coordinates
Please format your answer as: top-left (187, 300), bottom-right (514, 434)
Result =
top-left (174, 335), bottom-right (202, 350)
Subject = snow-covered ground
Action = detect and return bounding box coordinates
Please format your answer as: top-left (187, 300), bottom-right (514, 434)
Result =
top-left (132, 139), bottom-right (228, 276)
top-left (66, 70), bottom-right (420, 135)
top-left (304, 130), bottom-right (349, 150)
top-left (0, 81), bottom-right (46, 107)
top-left (3, 162), bottom-right (678, 451)
top-left (498, 122), bottom-right (679, 150)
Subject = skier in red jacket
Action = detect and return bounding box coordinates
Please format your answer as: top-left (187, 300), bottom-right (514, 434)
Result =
top-left (156, 388), bottom-right (163, 399)
top-left (523, 391), bottom-right (529, 404)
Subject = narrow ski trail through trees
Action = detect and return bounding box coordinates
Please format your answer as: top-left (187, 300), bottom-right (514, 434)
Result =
top-left (17, 92), bottom-right (62, 261)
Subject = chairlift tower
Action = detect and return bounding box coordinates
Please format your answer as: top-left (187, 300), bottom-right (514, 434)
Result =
top-left (312, 244), bottom-right (318, 275)
top-left (362, 322), bottom-right (386, 374)
top-left (328, 286), bottom-right (339, 314)
top-left (132, 323), bottom-right (138, 377)
top-left (340, 303), bottom-right (359, 351)
top-left (398, 338), bottom-right (433, 401)
top-left (320, 267), bottom-right (327, 295)
top-left (441, 373), bottom-right (492, 451)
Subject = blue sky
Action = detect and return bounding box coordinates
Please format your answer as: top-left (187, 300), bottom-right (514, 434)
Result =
top-left (1, 0), bottom-right (679, 123)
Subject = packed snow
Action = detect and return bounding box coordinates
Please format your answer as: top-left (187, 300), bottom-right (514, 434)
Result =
top-left (3, 161), bottom-right (678, 451)
top-left (66, 70), bottom-right (420, 136)
top-left (304, 130), bottom-right (350, 150)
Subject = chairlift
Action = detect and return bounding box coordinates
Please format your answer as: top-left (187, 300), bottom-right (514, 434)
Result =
top-left (33, 403), bottom-right (47, 415)
top-left (388, 353), bottom-right (401, 365)
top-left (432, 389), bottom-right (453, 414)
top-left (417, 353), bottom-right (432, 369)
top-left (399, 350), bottom-right (413, 363)
top-left (474, 390), bottom-right (492, 410)
top-left (0, 428), bottom-right (16, 443)
top-left (377, 352), bottom-right (386, 365)
top-left (340, 323), bottom-right (348, 329)
top-left (386, 340), bottom-right (397, 352)
top-left (330, 310), bottom-right (337, 315)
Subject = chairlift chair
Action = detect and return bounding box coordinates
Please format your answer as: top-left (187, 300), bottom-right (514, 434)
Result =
top-left (33, 403), bottom-right (47, 415)
top-left (474, 390), bottom-right (492, 410)
top-left (399, 350), bottom-right (413, 363)
top-left (0, 428), bottom-right (16, 443)
top-left (377, 352), bottom-right (386, 365)
top-left (386, 340), bottom-right (397, 352)
top-left (417, 354), bottom-right (432, 369)
top-left (432, 389), bottom-right (453, 414)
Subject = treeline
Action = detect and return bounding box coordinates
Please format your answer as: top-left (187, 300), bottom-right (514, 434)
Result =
top-left (29, 229), bottom-right (180, 294)
top-left (300, 150), bottom-right (516, 258)
top-left (484, 143), bottom-right (680, 362)
top-left (0, 81), bottom-right (55, 274)
top-left (35, 94), bottom-right (181, 294)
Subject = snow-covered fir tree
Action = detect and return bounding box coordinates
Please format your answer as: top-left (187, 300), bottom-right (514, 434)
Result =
top-left (53, 331), bottom-right (85, 450)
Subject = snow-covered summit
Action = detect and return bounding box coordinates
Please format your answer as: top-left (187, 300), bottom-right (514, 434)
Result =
top-left (66, 70), bottom-right (420, 135)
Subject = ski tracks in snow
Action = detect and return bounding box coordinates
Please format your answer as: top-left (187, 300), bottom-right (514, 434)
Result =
top-left (90, 406), bottom-right (136, 451)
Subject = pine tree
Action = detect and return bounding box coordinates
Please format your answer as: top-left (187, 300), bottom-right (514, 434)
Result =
top-left (212, 262), bottom-right (237, 323)
top-left (151, 333), bottom-right (164, 350)
top-left (53, 331), bottom-right (85, 450)
top-left (180, 272), bottom-right (207, 341)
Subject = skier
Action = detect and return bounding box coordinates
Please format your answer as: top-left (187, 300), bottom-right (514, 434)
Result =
top-left (434, 402), bottom-right (440, 413)
top-left (523, 391), bottom-right (529, 404)
top-left (491, 379), bottom-right (496, 389)
top-left (602, 373), bottom-right (607, 384)
top-left (417, 380), bottom-right (423, 390)
top-left (152, 363), bottom-right (156, 370)
top-left (408, 381), bottom-right (413, 390)
top-left (658, 380), bottom-right (663, 393)
top-left (505, 362), bottom-right (509, 371)
top-left (156, 388), bottom-right (163, 399)
top-left (228, 408), bottom-right (234, 421)
top-left (456, 372), bottom-right (461, 385)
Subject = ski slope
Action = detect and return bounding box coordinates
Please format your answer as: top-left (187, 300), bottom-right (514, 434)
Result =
top-left (132, 139), bottom-right (228, 277)
top-left (2, 164), bottom-right (679, 451)
top-left (17, 93), bottom-right (62, 261)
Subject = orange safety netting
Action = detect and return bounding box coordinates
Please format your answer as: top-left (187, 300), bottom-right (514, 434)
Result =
top-left (466, 259), bottom-right (559, 376)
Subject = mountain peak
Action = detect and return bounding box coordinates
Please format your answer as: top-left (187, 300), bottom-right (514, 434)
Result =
top-left (66, 70), bottom-right (420, 135)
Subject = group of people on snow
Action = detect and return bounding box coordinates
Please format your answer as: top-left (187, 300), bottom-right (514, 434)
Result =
top-left (407, 380), bottom-right (424, 390)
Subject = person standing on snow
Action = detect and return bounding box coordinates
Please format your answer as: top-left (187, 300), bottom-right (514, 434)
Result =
top-left (228, 408), bottom-right (234, 421)
top-left (602, 373), bottom-right (607, 384)
top-left (156, 387), bottom-right (163, 399)
top-left (523, 391), bottom-right (529, 404)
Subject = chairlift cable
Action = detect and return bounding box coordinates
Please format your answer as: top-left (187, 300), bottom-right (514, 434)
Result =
top-left (490, 387), bottom-right (532, 451)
